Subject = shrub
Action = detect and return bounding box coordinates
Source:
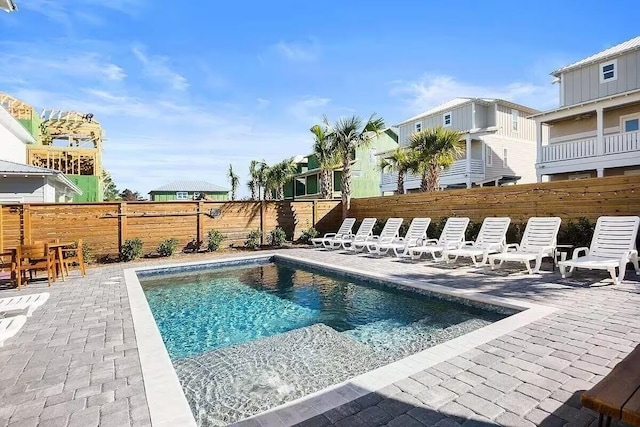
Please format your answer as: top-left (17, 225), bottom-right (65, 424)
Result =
top-left (506, 222), bottom-right (526, 244)
top-left (206, 230), bottom-right (226, 252)
top-left (68, 241), bottom-right (96, 264)
top-left (398, 220), bottom-right (410, 238)
top-left (157, 238), bottom-right (179, 257)
top-left (428, 217), bottom-right (449, 239)
top-left (267, 227), bottom-right (287, 247)
top-left (299, 227), bottom-right (318, 244)
top-left (245, 229), bottom-right (261, 249)
top-left (120, 238), bottom-right (143, 261)
top-left (372, 219), bottom-right (386, 236)
top-left (465, 220), bottom-right (482, 242)
top-left (558, 217), bottom-right (595, 249)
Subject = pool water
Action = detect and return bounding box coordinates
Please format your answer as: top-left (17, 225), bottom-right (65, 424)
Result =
top-left (140, 260), bottom-right (510, 426)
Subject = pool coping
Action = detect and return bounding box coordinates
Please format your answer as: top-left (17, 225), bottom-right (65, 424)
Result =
top-left (124, 253), bottom-right (557, 427)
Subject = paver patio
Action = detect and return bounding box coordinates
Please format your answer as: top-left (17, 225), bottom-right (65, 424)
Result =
top-left (0, 248), bottom-right (638, 427)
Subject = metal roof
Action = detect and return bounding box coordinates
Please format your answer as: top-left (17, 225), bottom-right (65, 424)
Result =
top-left (150, 180), bottom-right (229, 193)
top-left (0, 160), bottom-right (82, 194)
top-left (552, 35), bottom-right (640, 76)
top-left (397, 98), bottom-right (539, 125)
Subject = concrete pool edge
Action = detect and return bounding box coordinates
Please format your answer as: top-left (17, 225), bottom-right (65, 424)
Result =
top-left (124, 252), bottom-right (557, 427)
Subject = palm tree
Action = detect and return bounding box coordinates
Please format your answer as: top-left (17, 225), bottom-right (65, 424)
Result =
top-left (327, 114), bottom-right (385, 218)
top-left (378, 148), bottom-right (411, 195)
top-left (265, 159), bottom-right (297, 200)
top-left (227, 164), bottom-right (239, 201)
top-left (408, 127), bottom-right (464, 192)
top-left (248, 160), bottom-right (260, 200)
top-left (310, 123), bottom-right (339, 199)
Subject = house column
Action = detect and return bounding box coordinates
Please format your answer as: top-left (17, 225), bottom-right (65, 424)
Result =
top-left (596, 107), bottom-right (604, 156)
top-left (465, 134), bottom-right (472, 189)
top-left (536, 120), bottom-right (543, 183)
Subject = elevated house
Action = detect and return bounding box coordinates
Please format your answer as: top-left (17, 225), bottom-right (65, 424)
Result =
top-left (382, 98), bottom-right (539, 194)
top-left (149, 181), bottom-right (229, 201)
top-left (0, 104), bottom-right (82, 203)
top-left (532, 35), bottom-right (640, 181)
top-left (283, 128), bottom-right (398, 200)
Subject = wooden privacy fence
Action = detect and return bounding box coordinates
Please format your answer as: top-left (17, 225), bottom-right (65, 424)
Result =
top-left (348, 175), bottom-right (640, 223)
top-left (0, 200), bottom-right (342, 259)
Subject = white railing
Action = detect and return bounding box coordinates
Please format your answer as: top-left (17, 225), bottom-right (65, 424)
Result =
top-left (541, 138), bottom-right (597, 162)
top-left (381, 159), bottom-right (483, 186)
top-left (604, 130), bottom-right (640, 155)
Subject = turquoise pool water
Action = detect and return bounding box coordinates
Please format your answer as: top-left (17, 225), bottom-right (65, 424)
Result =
top-left (139, 259), bottom-right (511, 426)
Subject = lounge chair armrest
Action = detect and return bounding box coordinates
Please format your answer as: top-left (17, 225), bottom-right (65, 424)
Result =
top-left (504, 243), bottom-right (520, 252)
top-left (323, 233), bottom-right (337, 238)
top-left (539, 246), bottom-right (555, 256)
top-left (621, 249), bottom-right (638, 262)
top-left (423, 239), bottom-right (438, 245)
top-left (572, 247), bottom-right (589, 259)
top-left (445, 241), bottom-right (461, 249)
top-left (460, 241), bottom-right (476, 247)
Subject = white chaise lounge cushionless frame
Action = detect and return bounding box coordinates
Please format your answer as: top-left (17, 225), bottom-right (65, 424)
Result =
top-left (445, 217), bottom-right (511, 266)
top-left (370, 217), bottom-right (431, 257)
top-left (0, 315), bottom-right (27, 347)
top-left (0, 292), bottom-right (50, 317)
top-left (407, 217), bottom-right (470, 261)
top-left (558, 216), bottom-right (640, 285)
top-left (330, 218), bottom-right (377, 250)
top-left (310, 218), bottom-right (356, 248)
top-left (350, 218), bottom-right (403, 253)
top-left (488, 217), bottom-right (562, 274)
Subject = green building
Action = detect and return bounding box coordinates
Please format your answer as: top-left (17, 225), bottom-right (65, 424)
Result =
top-left (149, 181), bottom-right (229, 201)
top-left (284, 128), bottom-right (398, 200)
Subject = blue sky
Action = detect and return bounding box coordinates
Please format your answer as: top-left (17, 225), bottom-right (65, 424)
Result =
top-left (1, 0), bottom-right (639, 198)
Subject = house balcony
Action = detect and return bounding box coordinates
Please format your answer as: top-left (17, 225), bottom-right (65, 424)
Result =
top-left (381, 159), bottom-right (484, 193)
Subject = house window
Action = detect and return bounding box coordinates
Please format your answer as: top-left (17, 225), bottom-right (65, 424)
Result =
top-left (600, 60), bottom-right (617, 83)
top-left (443, 112), bottom-right (452, 127)
top-left (486, 148), bottom-right (493, 167)
top-left (622, 117), bottom-right (640, 133)
top-left (414, 121), bottom-right (422, 133)
top-left (176, 191), bottom-right (189, 200)
top-left (511, 109), bottom-right (519, 131)
top-left (503, 148), bottom-right (508, 168)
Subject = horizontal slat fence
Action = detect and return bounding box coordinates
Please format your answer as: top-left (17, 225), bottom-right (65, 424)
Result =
top-left (0, 200), bottom-right (341, 260)
top-left (349, 175), bottom-right (640, 223)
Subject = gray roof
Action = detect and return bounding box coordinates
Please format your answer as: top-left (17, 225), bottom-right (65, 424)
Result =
top-left (150, 180), bottom-right (229, 193)
top-left (552, 35), bottom-right (640, 76)
top-left (0, 159), bottom-right (82, 194)
top-left (0, 159), bottom-right (60, 174)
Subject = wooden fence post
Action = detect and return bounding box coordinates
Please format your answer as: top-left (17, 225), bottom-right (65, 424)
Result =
top-left (312, 200), bottom-right (318, 228)
top-left (118, 203), bottom-right (127, 254)
top-left (197, 201), bottom-right (204, 244)
top-left (0, 207), bottom-right (3, 251)
top-left (22, 204), bottom-right (31, 244)
top-left (260, 201), bottom-right (266, 245)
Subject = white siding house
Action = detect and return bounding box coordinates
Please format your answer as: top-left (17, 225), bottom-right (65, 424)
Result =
top-left (381, 98), bottom-right (539, 194)
top-left (533, 35), bottom-right (640, 181)
top-left (0, 104), bottom-right (82, 202)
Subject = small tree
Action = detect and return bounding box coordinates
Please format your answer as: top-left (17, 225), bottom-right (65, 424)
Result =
top-left (120, 189), bottom-right (144, 201)
top-left (102, 170), bottom-right (119, 201)
top-left (379, 148), bottom-right (411, 195)
top-left (227, 164), bottom-right (239, 201)
top-left (408, 127), bottom-right (464, 192)
top-left (326, 114), bottom-right (385, 218)
top-left (310, 123), bottom-right (339, 199)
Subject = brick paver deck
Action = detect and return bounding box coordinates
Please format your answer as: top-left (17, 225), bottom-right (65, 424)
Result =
top-left (1, 248), bottom-right (639, 427)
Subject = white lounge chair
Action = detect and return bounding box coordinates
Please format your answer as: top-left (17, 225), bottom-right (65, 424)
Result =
top-left (445, 217), bottom-right (511, 266)
top-left (310, 218), bottom-right (356, 248)
top-left (488, 217), bottom-right (561, 274)
top-left (0, 315), bottom-right (26, 347)
top-left (371, 218), bottom-right (431, 257)
top-left (328, 218), bottom-right (377, 250)
top-left (0, 292), bottom-right (50, 317)
top-left (559, 216), bottom-right (640, 285)
top-left (407, 217), bottom-right (470, 261)
top-left (350, 218), bottom-right (403, 253)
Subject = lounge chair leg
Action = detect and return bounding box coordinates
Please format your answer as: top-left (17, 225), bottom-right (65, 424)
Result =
top-left (559, 264), bottom-right (571, 279)
top-left (631, 253), bottom-right (640, 275)
top-left (525, 260), bottom-right (533, 274)
top-left (616, 262), bottom-right (627, 285)
top-left (532, 256), bottom-right (543, 274)
top-left (608, 267), bottom-right (618, 284)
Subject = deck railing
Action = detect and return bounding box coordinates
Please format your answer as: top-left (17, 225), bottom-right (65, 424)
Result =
top-left (541, 130), bottom-right (640, 162)
top-left (382, 159), bottom-right (483, 186)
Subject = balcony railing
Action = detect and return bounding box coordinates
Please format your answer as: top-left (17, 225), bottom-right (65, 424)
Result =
top-left (381, 159), bottom-right (483, 186)
top-left (540, 130), bottom-right (639, 163)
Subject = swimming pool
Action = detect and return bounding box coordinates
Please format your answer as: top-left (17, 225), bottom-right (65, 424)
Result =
top-left (139, 258), bottom-right (512, 426)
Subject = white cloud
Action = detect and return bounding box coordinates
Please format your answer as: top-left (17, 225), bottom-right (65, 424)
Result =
top-left (131, 46), bottom-right (189, 91)
top-left (287, 96), bottom-right (331, 124)
top-left (272, 39), bottom-right (319, 62)
top-left (389, 74), bottom-right (558, 114)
